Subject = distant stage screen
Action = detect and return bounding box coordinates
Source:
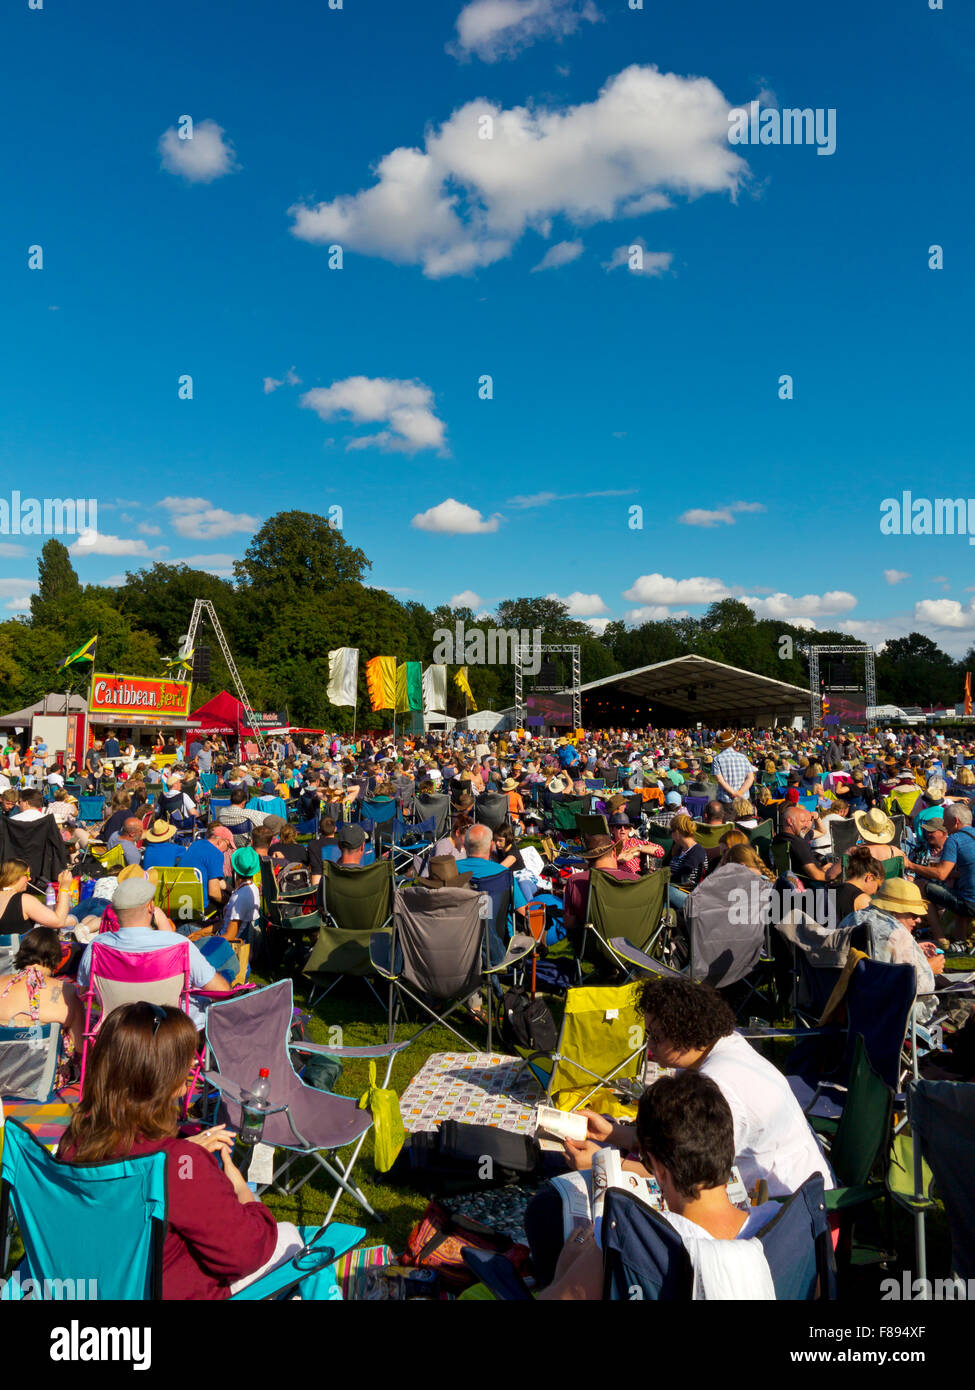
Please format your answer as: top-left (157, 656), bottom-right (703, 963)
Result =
top-left (526, 693), bottom-right (574, 727)
top-left (824, 690), bottom-right (867, 728)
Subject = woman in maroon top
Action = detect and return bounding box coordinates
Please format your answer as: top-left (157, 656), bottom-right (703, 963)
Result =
top-left (59, 1002), bottom-right (282, 1299)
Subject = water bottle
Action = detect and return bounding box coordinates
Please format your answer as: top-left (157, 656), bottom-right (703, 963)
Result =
top-left (231, 1068), bottom-right (270, 1171)
top-left (45, 882), bottom-right (57, 909)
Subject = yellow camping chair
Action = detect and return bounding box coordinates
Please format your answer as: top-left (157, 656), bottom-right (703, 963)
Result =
top-left (526, 983), bottom-right (647, 1119)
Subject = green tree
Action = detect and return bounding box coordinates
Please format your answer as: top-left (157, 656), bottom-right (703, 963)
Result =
top-left (29, 540), bottom-right (81, 629)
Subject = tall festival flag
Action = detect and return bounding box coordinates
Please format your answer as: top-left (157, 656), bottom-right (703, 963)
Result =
top-left (454, 666), bottom-right (477, 712)
top-left (395, 662), bottom-right (423, 715)
top-left (422, 664), bottom-right (447, 713)
top-left (57, 634), bottom-right (98, 672)
top-left (965, 671), bottom-right (972, 717)
top-left (327, 648), bottom-right (359, 706)
top-left (365, 655), bottom-right (396, 712)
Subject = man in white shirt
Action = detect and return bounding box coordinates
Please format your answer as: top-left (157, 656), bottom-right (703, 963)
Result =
top-left (564, 977), bottom-right (833, 1201)
top-left (11, 789), bottom-right (50, 821)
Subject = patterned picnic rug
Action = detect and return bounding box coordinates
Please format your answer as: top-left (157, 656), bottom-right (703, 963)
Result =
top-left (399, 1051), bottom-right (544, 1134)
top-left (2, 1086), bottom-right (78, 1152)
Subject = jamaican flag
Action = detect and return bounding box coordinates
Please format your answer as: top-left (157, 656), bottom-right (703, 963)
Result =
top-left (57, 634), bottom-right (98, 672)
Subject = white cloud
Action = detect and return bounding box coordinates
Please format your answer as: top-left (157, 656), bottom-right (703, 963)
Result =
top-left (531, 239), bottom-right (584, 272)
top-left (100, 574), bottom-right (128, 587)
top-left (0, 579), bottom-right (36, 599)
top-left (157, 498), bottom-right (259, 539)
top-left (300, 376), bottom-right (447, 454)
top-left (137, 522), bottom-right (162, 536)
top-left (4, 596), bottom-right (30, 611)
top-left (411, 499), bottom-right (502, 534)
top-left (289, 65), bottom-right (748, 278)
top-left (68, 533), bottom-right (169, 558)
top-left (451, 589), bottom-right (486, 609)
top-left (0, 543), bottom-right (26, 557)
top-left (506, 487), bottom-right (635, 507)
top-left (604, 239), bottom-right (674, 276)
top-left (547, 590), bottom-right (608, 616)
top-left (914, 598), bottom-right (975, 630)
top-left (883, 569), bottom-right (910, 585)
top-left (584, 617), bottom-right (610, 635)
top-left (678, 501), bottom-right (765, 527)
top-left (744, 591), bottom-right (857, 619)
top-left (179, 554), bottom-right (237, 574)
top-left (623, 574), bottom-right (732, 606)
top-left (625, 605), bottom-right (691, 623)
top-left (263, 367), bottom-right (302, 394)
top-left (451, 0), bottom-right (600, 62)
top-left (159, 119), bottom-right (238, 183)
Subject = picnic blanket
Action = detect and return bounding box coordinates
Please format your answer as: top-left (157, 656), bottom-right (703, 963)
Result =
top-left (399, 1052), bottom-right (543, 1135)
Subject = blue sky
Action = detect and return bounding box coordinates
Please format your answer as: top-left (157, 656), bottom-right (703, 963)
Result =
top-left (3, 0), bottom-right (974, 651)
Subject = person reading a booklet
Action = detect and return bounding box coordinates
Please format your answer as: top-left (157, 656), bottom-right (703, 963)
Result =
top-left (560, 978), bottom-right (833, 1200)
top-left (537, 1072), bottom-right (784, 1299)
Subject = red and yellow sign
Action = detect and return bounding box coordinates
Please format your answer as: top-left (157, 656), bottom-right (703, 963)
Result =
top-left (88, 673), bottom-right (193, 721)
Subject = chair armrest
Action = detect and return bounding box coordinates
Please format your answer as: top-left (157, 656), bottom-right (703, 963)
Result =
top-left (289, 1039), bottom-right (411, 1059)
top-left (202, 1070), bottom-right (288, 1115)
top-left (485, 932), bottom-right (536, 974)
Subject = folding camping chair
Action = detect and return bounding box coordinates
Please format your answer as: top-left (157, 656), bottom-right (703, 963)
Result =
top-left (828, 817), bottom-right (859, 861)
top-left (154, 865), bottom-right (208, 930)
top-left (383, 816), bottom-right (437, 879)
top-left (0, 933), bottom-right (21, 975)
top-left (370, 883), bottom-right (534, 1051)
top-left (0, 1020), bottom-right (62, 1104)
top-left (303, 859), bottom-right (393, 1006)
top-left (204, 978), bottom-right (410, 1223)
top-left (474, 791), bottom-right (510, 833)
top-left (602, 1175), bottom-right (834, 1301)
top-left (416, 792), bottom-right (450, 839)
top-left (574, 868), bottom-right (670, 979)
top-left (469, 867), bottom-right (514, 946)
top-left (77, 938), bottom-right (202, 1103)
top-left (77, 796), bottom-right (105, 825)
top-left (0, 1118), bottom-right (364, 1301)
top-left (257, 859), bottom-right (322, 980)
top-left (684, 863), bottom-right (776, 1018)
top-left (549, 795), bottom-right (589, 837)
top-left (748, 818), bottom-right (775, 867)
top-left (891, 1079), bottom-right (975, 1290)
top-left (520, 982), bottom-right (648, 1114)
top-left (692, 822), bottom-right (726, 850)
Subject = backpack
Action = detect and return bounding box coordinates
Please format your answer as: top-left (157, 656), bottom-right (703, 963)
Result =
top-left (276, 861), bottom-right (314, 896)
top-left (501, 987), bottom-right (559, 1054)
top-left (389, 1121), bottom-right (539, 1194)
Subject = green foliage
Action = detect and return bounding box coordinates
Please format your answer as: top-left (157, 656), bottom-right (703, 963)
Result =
top-left (3, 513), bottom-right (968, 724)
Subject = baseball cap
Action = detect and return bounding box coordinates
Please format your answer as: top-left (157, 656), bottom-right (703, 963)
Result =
top-left (665, 791), bottom-right (682, 807)
top-left (337, 824), bottom-right (367, 850)
top-left (262, 814), bottom-right (286, 834)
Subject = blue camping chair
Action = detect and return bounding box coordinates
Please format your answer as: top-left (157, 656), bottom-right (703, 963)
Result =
top-left (77, 795), bottom-right (105, 824)
top-left (470, 867), bottom-right (515, 945)
top-left (0, 1120), bottom-right (363, 1301)
top-left (198, 774), bottom-right (217, 792)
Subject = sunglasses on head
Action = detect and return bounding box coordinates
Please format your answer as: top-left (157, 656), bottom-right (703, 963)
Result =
top-left (146, 1003), bottom-right (168, 1037)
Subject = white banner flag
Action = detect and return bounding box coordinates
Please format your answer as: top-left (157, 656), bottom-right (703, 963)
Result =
top-left (327, 648), bottom-right (359, 707)
top-left (422, 664), bottom-right (447, 713)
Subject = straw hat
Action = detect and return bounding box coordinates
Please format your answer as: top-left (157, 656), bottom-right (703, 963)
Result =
top-left (870, 878), bottom-right (925, 915)
top-left (854, 807), bottom-right (896, 844)
top-left (501, 777), bottom-right (518, 791)
top-left (144, 819), bottom-right (177, 843)
top-left (717, 731), bottom-right (736, 748)
top-left (117, 864), bottom-right (159, 887)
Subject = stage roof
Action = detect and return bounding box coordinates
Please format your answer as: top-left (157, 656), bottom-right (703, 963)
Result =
top-left (576, 654), bottom-right (810, 722)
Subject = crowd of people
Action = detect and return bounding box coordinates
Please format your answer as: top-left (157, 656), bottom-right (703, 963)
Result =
top-left (1, 715), bottom-right (974, 1300)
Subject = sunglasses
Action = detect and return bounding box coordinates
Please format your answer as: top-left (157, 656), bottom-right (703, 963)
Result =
top-left (146, 1003), bottom-right (168, 1037)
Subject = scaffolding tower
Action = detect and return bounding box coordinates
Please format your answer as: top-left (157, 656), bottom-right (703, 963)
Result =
top-left (805, 644), bottom-right (877, 729)
top-left (514, 644), bottom-right (582, 729)
top-left (180, 599), bottom-right (270, 762)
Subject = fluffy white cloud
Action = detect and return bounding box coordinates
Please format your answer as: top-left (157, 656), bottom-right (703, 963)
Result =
top-left (914, 598), bottom-right (975, 629)
top-left (4, 596), bottom-right (30, 611)
top-left (137, 522), bottom-right (162, 536)
top-left (623, 574), bottom-right (732, 606)
top-left (531, 239), bottom-right (584, 272)
top-left (157, 498), bottom-right (259, 540)
top-left (0, 543), bottom-right (26, 557)
top-left (159, 119), bottom-right (238, 183)
top-left (68, 533), bottom-right (168, 558)
top-left (289, 65), bottom-right (748, 277)
top-left (411, 499), bottom-right (502, 534)
top-left (678, 501), bottom-right (765, 527)
top-left (744, 592), bottom-right (857, 619)
top-left (451, 589), bottom-right (486, 609)
top-left (300, 376), bottom-right (447, 454)
top-left (547, 590), bottom-right (608, 616)
top-left (452, 0), bottom-right (600, 62)
top-left (584, 617), bottom-right (611, 635)
top-left (604, 239), bottom-right (673, 276)
top-left (625, 605), bottom-right (690, 622)
top-left (178, 554), bottom-right (238, 575)
top-left (883, 569), bottom-right (910, 585)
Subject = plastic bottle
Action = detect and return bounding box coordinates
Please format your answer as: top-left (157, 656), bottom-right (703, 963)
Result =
top-left (45, 882), bottom-right (57, 909)
top-left (231, 1068), bottom-right (270, 1171)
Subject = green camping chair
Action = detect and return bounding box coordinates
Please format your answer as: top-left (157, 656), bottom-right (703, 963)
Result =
top-left (748, 818), bottom-right (774, 868)
top-left (842, 852), bottom-right (904, 881)
top-left (692, 822), bottom-right (727, 850)
top-left (574, 868), bottom-right (670, 978)
top-left (550, 796), bottom-right (590, 836)
top-left (303, 860), bottom-right (394, 1007)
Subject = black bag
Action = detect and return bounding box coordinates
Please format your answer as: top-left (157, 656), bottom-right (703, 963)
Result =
top-left (501, 987), bottom-right (559, 1053)
top-left (388, 1121), bottom-right (538, 1193)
